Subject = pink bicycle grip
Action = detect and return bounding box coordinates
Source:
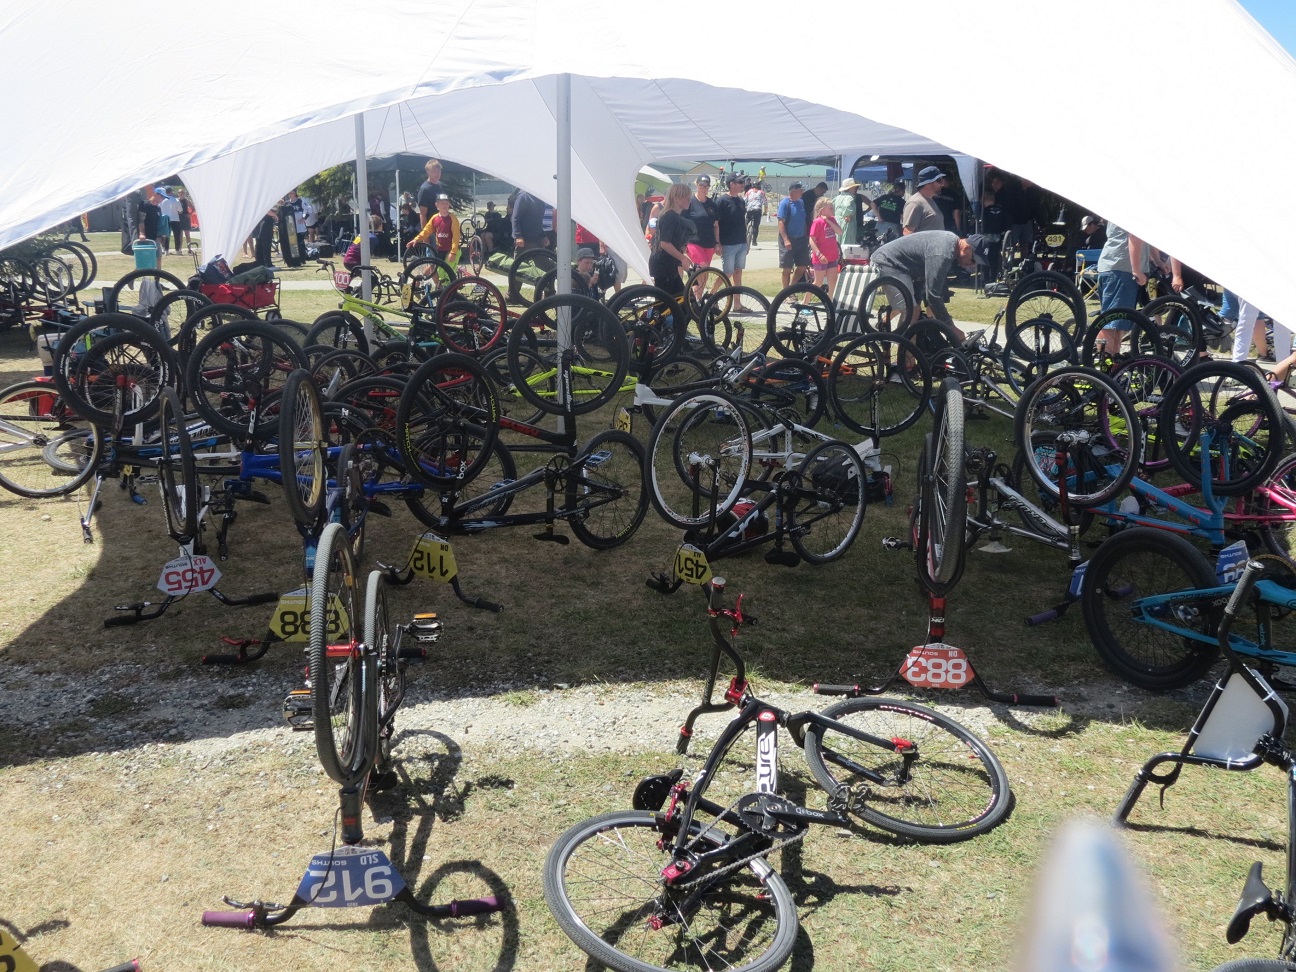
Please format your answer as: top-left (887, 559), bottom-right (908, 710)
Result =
top-left (447, 896), bottom-right (500, 917)
top-left (201, 909), bottom-right (256, 929)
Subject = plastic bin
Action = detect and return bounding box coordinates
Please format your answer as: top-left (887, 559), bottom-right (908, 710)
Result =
top-left (132, 241), bottom-right (159, 270)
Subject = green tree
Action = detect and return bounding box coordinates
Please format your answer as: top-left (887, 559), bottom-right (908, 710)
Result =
top-left (298, 165), bottom-right (356, 220)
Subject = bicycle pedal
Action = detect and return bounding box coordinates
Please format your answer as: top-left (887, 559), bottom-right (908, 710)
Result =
top-left (369, 499), bottom-right (393, 517)
top-left (764, 549), bottom-right (801, 567)
top-left (282, 689), bottom-right (313, 730)
top-left (533, 531), bottom-right (569, 545)
top-left (881, 536), bottom-right (913, 551)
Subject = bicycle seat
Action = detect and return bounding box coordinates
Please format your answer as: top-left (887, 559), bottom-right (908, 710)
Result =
top-left (1226, 861), bottom-right (1279, 944)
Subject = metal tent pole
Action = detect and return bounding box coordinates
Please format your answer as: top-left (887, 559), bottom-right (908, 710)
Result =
top-left (355, 114), bottom-right (372, 303)
top-left (555, 73), bottom-right (572, 434)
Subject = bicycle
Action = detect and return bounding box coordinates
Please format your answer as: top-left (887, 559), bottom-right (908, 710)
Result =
top-left (1113, 559), bottom-right (1296, 969)
top-left (543, 577), bottom-right (1011, 972)
top-left (203, 522), bottom-right (503, 930)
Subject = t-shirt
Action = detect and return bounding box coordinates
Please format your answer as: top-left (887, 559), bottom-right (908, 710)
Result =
top-left (868, 231), bottom-right (961, 324)
top-left (137, 198), bottom-right (160, 238)
top-left (1098, 223), bottom-right (1136, 274)
top-left (715, 194), bottom-right (748, 246)
top-left (686, 196), bottom-right (719, 248)
top-left (981, 202), bottom-right (1009, 235)
top-left (428, 213), bottom-right (456, 254)
top-left (654, 208), bottom-right (691, 254)
top-left (809, 217), bottom-right (840, 264)
top-left (745, 187), bottom-right (766, 213)
top-left (776, 196), bottom-right (807, 238)
top-left (416, 180), bottom-right (445, 218)
top-left (511, 191), bottom-right (547, 243)
top-left (875, 192), bottom-right (904, 225)
top-left (933, 191), bottom-right (960, 233)
top-left (902, 193), bottom-right (944, 234)
top-left (833, 192), bottom-right (857, 246)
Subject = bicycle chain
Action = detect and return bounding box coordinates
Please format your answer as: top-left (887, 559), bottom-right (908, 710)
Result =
top-left (671, 795), bottom-right (810, 891)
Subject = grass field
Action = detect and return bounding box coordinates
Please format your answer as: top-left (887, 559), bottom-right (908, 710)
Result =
top-left (0, 232), bottom-right (1288, 971)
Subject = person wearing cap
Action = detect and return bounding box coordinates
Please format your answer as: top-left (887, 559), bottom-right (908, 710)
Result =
top-left (903, 166), bottom-right (947, 235)
top-left (744, 181), bottom-right (767, 247)
top-left (406, 193), bottom-right (460, 266)
top-left (1077, 215), bottom-right (1106, 251)
top-left (716, 174), bottom-right (752, 309)
top-left (777, 182), bottom-right (812, 287)
top-left (867, 231), bottom-right (993, 336)
top-left (416, 159), bottom-right (445, 228)
top-left (685, 176), bottom-right (720, 268)
top-left (136, 186), bottom-right (164, 267)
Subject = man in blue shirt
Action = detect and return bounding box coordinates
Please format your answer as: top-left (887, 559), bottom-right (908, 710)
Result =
top-left (777, 182), bottom-right (810, 287)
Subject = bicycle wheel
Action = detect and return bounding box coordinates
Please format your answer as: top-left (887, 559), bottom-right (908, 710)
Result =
top-left (149, 288), bottom-right (211, 347)
top-left (789, 438), bottom-right (866, 563)
top-left (364, 569), bottom-right (403, 762)
top-left (1004, 315), bottom-right (1078, 369)
top-left (176, 303), bottom-right (257, 362)
top-left (310, 521), bottom-right (369, 788)
top-left (506, 294), bottom-right (629, 415)
top-left (1080, 308), bottom-right (1156, 371)
top-left (436, 276), bottom-right (507, 355)
top-left (400, 255), bottom-right (456, 315)
top-left (1109, 355), bottom-right (1181, 473)
top-left (278, 369), bottom-right (327, 532)
top-left (827, 333), bottom-right (932, 437)
top-left (918, 380), bottom-right (966, 592)
top-left (639, 355), bottom-right (710, 428)
top-left (395, 352), bottom-right (499, 489)
top-left (0, 381), bottom-right (102, 498)
top-left (186, 320), bottom-right (308, 440)
top-left (46, 241), bottom-right (95, 292)
top-left (1013, 366), bottom-right (1141, 508)
top-left (857, 275), bottom-right (914, 333)
top-left (32, 254), bottom-right (74, 300)
top-left (507, 247), bottom-right (557, 306)
top-left (1207, 961), bottom-right (1296, 971)
top-left (467, 236), bottom-right (485, 275)
top-left (608, 284), bottom-right (686, 367)
top-left (1079, 527), bottom-right (1220, 690)
top-left (1006, 270), bottom-right (1086, 342)
top-left (543, 809), bottom-right (798, 972)
top-left (53, 313), bottom-right (181, 427)
top-left (156, 387), bottom-right (197, 544)
top-left (740, 357), bottom-right (826, 429)
top-left (1163, 361), bottom-right (1286, 497)
top-left (407, 436), bottom-right (517, 525)
top-left (1007, 432), bottom-right (1096, 537)
top-left (1141, 294), bottom-right (1204, 367)
top-left (1258, 453), bottom-right (1296, 564)
top-left (106, 268), bottom-right (186, 315)
top-left (684, 265), bottom-right (732, 327)
top-left (698, 286), bottom-right (772, 358)
top-left (647, 390), bottom-right (752, 532)
top-left (803, 697), bottom-right (1012, 843)
top-left (567, 429), bottom-right (648, 549)
top-left (766, 282), bottom-right (835, 359)
top-left (305, 310), bottom-right (370, 356)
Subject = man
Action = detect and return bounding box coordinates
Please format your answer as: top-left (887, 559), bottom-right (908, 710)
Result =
top-left (1077, 214), bottom-right (1107, 251)
top-left (136, 186), bottom-right (163, 266)
top-left (1093, 222), bottom-right (1147, 355)
top-left (716, 173), bottom-right (751, 310)
top-left (155, 185), bottom-right (181, 254)
top-left (801, 181), bottom-right (829, 227)
top-left (416, 159), bottom-right (445, 227)
top-left (776, 182), bottom-right (812, 287)
top-left (902, 166), bottom-right (947, 235)
top-left (685, 175), bottom-right (719, 267)
top-left (482, 200), bottom-right (509, 255)
top-left (834, 179), bottom-right (863, 247)
top-left (511, 189), bottom-right (549, 252)
top-left (744, 180), bottom-right (767, 247)
top-left (874, 180), bottom-right (905, 241)
top-left (868, 231), bottom-right (994, 334)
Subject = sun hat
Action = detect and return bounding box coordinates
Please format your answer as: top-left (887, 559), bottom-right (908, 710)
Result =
top-left (575, 247), bottom-right (596, 260)
top-left (839, 178), bottom-right (863, 192)
top-left (916, 165), bottom-right (946, 188)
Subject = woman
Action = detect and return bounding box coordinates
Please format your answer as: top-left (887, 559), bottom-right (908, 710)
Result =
top-left (649, 183), bottom-right (693, 297)
top-left (808, 196), bottom-right (842, 291)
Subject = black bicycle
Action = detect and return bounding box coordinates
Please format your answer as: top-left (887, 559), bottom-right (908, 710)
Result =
top-left (543, 578), bottom-right (1011, 972)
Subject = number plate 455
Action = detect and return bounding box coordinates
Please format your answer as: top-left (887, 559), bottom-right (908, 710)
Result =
top-left (900, 644), bottom-right (973, 689)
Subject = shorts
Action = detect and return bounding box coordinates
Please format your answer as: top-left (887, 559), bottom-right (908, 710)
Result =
top-left (778, 235), bottom-right (811, 269)
top-left (720, 242), bottom-right (748, 274)
top-left (686, 243), bottom-right (715, 267)
top-left (1097, 270), bottom-right (1138, 319)
top-left (811, 255), bottom-right (838, 271)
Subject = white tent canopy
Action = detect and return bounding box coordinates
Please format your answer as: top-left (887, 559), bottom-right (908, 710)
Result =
top-left (3, 0), bottom-right (1295, 321)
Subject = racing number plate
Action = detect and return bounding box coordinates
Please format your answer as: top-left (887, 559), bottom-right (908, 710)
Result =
top-left (899, 643), bottom-right (973, 689)
top-left (295, 845), bottom-right (406, 908)
top-left (268, 588), bottom-right (350, 642)
top-left (156, 554), bottom-right (221, 595)
top-left (614, 406), bottom-right (632, 434)
top-left (400, 282), bottom-right (413, 309)
top-left (673, 544), bottom-right (712, 586)
top-left (410, 531), bottom-right (458, 582)
top-left (0, 928), bottom-right (38, 972)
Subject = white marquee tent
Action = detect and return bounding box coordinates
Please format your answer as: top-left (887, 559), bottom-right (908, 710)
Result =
top-left (3, 0), bottom-right (1294, 321)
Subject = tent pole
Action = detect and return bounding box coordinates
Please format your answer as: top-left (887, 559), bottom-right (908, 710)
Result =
top-left (555, 73), bottom-right (572, 433)
top-left (395, 168), bottom-right (402, 254)
top-left (355, 114), bottom-right (372, 303)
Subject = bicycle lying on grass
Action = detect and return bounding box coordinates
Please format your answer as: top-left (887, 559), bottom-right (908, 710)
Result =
top-left (543, 577), bottom-right (1011, 972)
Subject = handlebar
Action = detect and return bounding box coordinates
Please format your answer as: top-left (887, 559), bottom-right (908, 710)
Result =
top-left (201, 909), bottom-right (258, 929)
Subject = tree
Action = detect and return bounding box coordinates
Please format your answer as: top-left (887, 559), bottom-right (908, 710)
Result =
top-left (298, 165), bottom-right (356, 220)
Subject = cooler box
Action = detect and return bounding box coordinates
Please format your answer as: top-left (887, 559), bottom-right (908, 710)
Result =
top-left (132, 241), bottom-right (159, 270)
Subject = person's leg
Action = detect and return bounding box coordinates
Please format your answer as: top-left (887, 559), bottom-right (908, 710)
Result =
top-left (1232, 298), bottom-right (1261, 362)
top-left (779, 237), bottom-right (791, 288)
top-left (1220, 288), bottom-right (1239, 323)
top-left (1096, 270), bottom-right (1137, 354)
top-left (732, 243), bottom-right (746, 304)
top-left (825, 264), bottom-right (839, 294)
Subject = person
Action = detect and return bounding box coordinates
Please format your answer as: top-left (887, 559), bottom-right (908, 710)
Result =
top-left (300, 193), bottom-right (318, 243)
top-left (1076, 214), bottom-right (1107, 251)
top-left (176, 188), bottom-right (195, 248)
top-left (253, 207), bottom-right (277, 267)
top-left (800, 181), bottom-right (828, 226)
top-left (572, 247), bottom-right (600, 297)
top-left (481, 201), bottom-right (508, 255)
top-left (511, 189), bottom-right (549, 252)
top-left (406, 193), bottom-right (460, 267)
top-left (599, 240), bottom-right (627, 295)
top-left (933, 180), bottom-right (962, 235)
top-left (834, 179), bottom-right (863, 247)
top-left (155, 185), bottom-right (179, 254)
top-left (716, 173), bottom-right (751, 309)
top-left (867, 231), bottom-right (994, 335)
top-left (62, 214), bottom-right (89, 242)
top-left (874, 180), bottom-right (905, 241)
top-left (980, 188), bottom-right (1009, 279)
top-left (644, 192), bottom-right (665, 245)
top-left (649, 182), bottom-right (693, 297)
top-left (992, 170), bottom-right (1036, 257)
top-left (808, 196), bottom-right (842, 291)
top-left (136, 186), bottom-right (163, 266)
top-left (776, 181), bottom-right (811, 288)
top-left (1093, 222), bottom-right (1149, 355)
top-left (744, 180), bottom-right (766, 247)
top-left (685, 175), bottom-right (719, 267)
top-left (417, 159), bottom-right (445, 227)
top-left (903, 166), bottom-right (946, 235)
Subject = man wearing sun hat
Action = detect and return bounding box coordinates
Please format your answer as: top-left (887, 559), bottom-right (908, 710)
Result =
top-left (834, 179), bottom-right (865, 247)
top-left (902, 165), bottom-right (948, 235)
top-left (867, 231), bottom-right (994, 335)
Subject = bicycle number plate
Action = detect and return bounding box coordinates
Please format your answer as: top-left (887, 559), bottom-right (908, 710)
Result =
top-left (400, 282), bottom-right (413, 309)
top-left (1215, 539), bottom-right (1249, 584)
top-left (410, 531), bottom-right (458, 582)
top-left (673, 544), bottom-right (712, 586)
top-left (156, 554), bottom-right (221, 595)
top-left (268, 588), bottom-right (349, 642)
top-left (614, 406), bottom-right (632, 434)
top-left (0, 928), bottom-right (38, 972)
top-left (1067, 560), bottom-right (1088, 599)
top-left (295, 845), bottom-right (406, 908)
top-left (900, 644), bottom-right (973, 689)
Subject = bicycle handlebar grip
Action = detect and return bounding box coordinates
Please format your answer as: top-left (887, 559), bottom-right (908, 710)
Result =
top-left (983, 689), bottom-right (1059, 708)
top-left (103, 615), bottom-right (138, 628)
top-left (202, 909), bottom-right (257, 929)
top-left (96, 962), bottom-right (141, 972)
top-left (813, 684), bottom-right (861, 696)
top-left (446, 896), bottom-right (501, 917)
top-left (201, 652), bottom-right (248, 665)
top-left (1024, 610), bottom-right (1059, 626)
top-left (472, 597), bottom-right (504, 613)
top-left (1225, 560), bottom-right (1266, 618)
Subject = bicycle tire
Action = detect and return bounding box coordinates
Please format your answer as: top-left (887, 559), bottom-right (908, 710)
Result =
top-left (1013, 365), bottom-right (1141, 508)
top-left (1080, 307), bottom-right (1156, 371)
top-left (647, 389), bottom-right (752, 532)
top-left (766, 282), bottom-right (835, 359)
top-left (507, 247), bottom-right (557, 307)
top-left (106, 267), bottom-right (186, 314)
top-left (1006, 270), bottom-right (1086, 342)
top-left (827, 333), bottom-right (932, 437)
top-left (789, 438), bottom-right (867, 563)
top-left (395, 352), bottom-right (500, 489)
top-left (310, 521), bottom-right (369, 788)
top-left (684, 265), bottom-right (732, 326)
top-left (32, 254), bottom-right (74, 300)
top-left (436, 276), bottom-right (507, 355)
top-left (47, 240), bottom-right (96, 292)
top-left (305, 311), bottom-right (370, 356)
top-left (802, 697), bottom-right (1012, 842)
top-left (567, 429), bottom-right (648, 549)
top-left (856, 275), bottom-right (914, 333)
top-left (52, 312), bottom-right (181, 427)
top-left (740, 357), bottom-right (826, 429)
top-left (1109, 354), bottom-right (1181, 473)
top-left (608, 284), bottom-right (686, 367)
top-left (468, 236), bottom-right (485, 275)
top-left (364, 569), bottom-right (403, 760)
top-left (185, 319), bottom-right (308, 440)
top-left (0, 381), bottom-right (102, 498)
top-left (278, 369), bottom-right (327, 532)
top-left (543, 809), bottom-right (798, 972)
top-left (1142, 294), bottom-right (1204, 367)
top-left (407, 435), bottom-right (517, 525)
top-left (1258, 453), bottom-right (1296, 565)
top-left (1079, 527), bottom-right (1220, 690)
top-left (400, 255), bottom-right (456, 315)
top-left (918, 380), bottom-right (966, 592)
top-left (505, 294), bottom-right (629, 416)
top-left (1207, 960), bottom-right (1296, 971)
top-left (697, 285), bottom-right (772, 358)
top-left (149, 288), bottom-right (211, 347)
top-left (176, 303), bottom-right (257, 362)
top-left (639, 355), bottom-right (710, 428)
top-left (156, 387), bottom-right (197, 544)
top-left (311, 347), bottom-right (379, 397)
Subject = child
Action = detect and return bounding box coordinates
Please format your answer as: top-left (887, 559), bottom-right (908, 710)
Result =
top-left (808, 196), bottom-right (841, 291)
top-left (405, 193), bottom-right (460, 267)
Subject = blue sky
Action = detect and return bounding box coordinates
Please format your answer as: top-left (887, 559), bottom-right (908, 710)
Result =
top-left (1241, 0), bottom-right (1296, 54)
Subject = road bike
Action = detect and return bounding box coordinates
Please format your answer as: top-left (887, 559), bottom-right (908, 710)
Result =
top-left (543, 577), bottom-right (1011, 972)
